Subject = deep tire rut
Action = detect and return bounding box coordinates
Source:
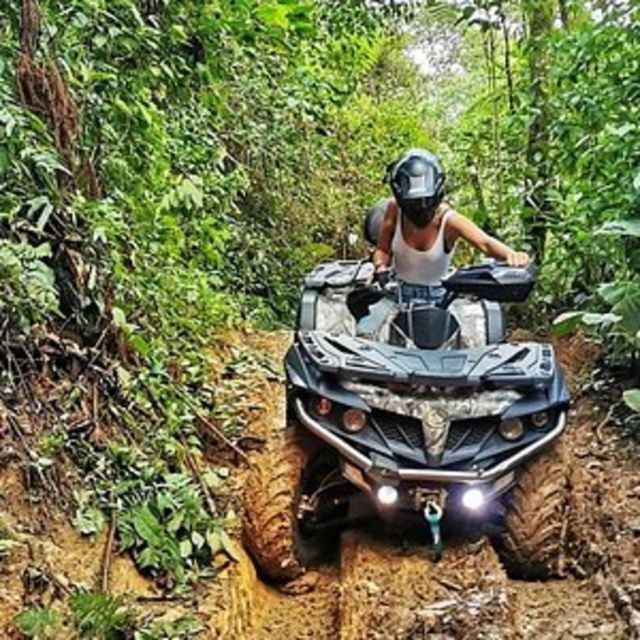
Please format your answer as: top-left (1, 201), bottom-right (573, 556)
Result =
top-left (339, 532), bottom-right (514, 639)
top-left (232, 331), bottom-right (630, 639)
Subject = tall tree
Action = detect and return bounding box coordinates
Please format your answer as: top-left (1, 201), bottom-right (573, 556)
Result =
top-left (522, 0), bottom-right (555, 260)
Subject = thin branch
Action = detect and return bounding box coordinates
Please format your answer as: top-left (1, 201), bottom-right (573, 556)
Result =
top-left (500, 10), bottom-right (515, 114)
top-left (183, 444), bottom-right (217, 518)
top-left (176, 389), bottom-right (250, 464)
top-left (101, 512), bottom-right (116, 593)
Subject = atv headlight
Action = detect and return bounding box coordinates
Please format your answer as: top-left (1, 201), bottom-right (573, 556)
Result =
top-left (376, 485), bottom-right (398, 506)
top-left (499, 418), bottom-right (524, 441)
top-left (531, 411), bottom-right (550, 428)
top-left (314, 397), bottom-right (333, 417)
top-left (462, 487), bottom-right (485, 510)
top-left (343, 408), bottom-right (367, 433)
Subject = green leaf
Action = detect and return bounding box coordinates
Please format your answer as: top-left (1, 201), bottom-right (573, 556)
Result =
top-left (552, 311), bottom-right (584, 336)
top-left (596, 219), bottom-right (640, 238)
top-left (580, 312), bottom-right (621, 326)
top-left (191, 531), bottom-right (205, 550)
top-left (15, 606), bottom-right (62, 638)
top-left (129, 333), bottom-right (151, 358)
top-left (205, 529), bottom-right (220, 555)
top-left (178, 177), bottom-right (204, 209)
top-left (132, 505), bottom-right (164, 547)
top-left (27, 196), bottom-right (53, 233)
top-left (167, 511), bottom-right (184, 534)
top-left (598, 282), bottom-right (624, 305)
top-left (112, 307), bottom-right (127, 328)
top-left (74, 505), bottom-right (105, 536)
top-left (33, 243), bottom-right (52, 258)
top-left (257, 3), bottom-right (290, 30)
top-left (0, 145), bottom-right (9, 174)
top-left (179, 538), bottom-right (192, 558)
top-left (623, 389), bottom-right (640, 413)
top-left (218, 529), bottom-right (238, 562)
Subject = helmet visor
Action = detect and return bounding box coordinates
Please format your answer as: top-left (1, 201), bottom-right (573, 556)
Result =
top-left (406, 161), bottom-right (438, 198)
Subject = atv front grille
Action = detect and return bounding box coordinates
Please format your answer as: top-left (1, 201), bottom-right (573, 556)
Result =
top-left (445, 419), bottom-right (496, 451)
top-left (369, 410), bottom-right (497, 461)
top-left (371, 410), bottom-right (423, 449)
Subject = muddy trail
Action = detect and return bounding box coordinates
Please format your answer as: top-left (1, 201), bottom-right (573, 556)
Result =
top-left (229, 331), bottom-right (634, 640)
top-left (1, 330), bottom-right (639, 638)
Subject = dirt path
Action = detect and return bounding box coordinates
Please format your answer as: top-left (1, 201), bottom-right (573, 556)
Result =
top-left (339, 532), bottom-right (513, 639)
top-left (1, 330), bottom-right (638, 638)
top-left (511, 579), bottom-right (622, 639)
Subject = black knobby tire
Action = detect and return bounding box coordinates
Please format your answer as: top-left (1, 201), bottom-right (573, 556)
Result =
top-left (501, 440), bottom-right (569, 579)
top-left (242, 426), bottom-right (322, 582)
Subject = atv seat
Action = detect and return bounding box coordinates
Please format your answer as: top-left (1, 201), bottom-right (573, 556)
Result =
top-left (364, 197), bottom-right (392, 246)
top-left (390, 306), bottom-right (461, 350)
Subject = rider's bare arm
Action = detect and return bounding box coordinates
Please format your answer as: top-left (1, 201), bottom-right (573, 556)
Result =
top-left (446, 212), bottom-right (530, 267)
top-left (373, 199), bottom-right (398, 272)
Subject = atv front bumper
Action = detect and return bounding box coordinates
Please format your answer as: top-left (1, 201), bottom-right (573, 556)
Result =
top-left (293, 397), bottom-right (567, 484)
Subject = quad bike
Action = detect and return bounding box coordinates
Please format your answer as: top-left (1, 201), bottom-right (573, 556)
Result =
top-left (243, 205), bottom-right (570, 583)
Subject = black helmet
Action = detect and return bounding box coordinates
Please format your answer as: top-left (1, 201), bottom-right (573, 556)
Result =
top-left (388, 149), bottom-right (445, 227)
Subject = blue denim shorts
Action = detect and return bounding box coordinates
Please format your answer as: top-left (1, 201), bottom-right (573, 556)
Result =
top-left (398, 282), bottom-right (445, 306)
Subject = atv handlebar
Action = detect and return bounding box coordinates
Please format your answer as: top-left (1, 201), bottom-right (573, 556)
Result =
top-left (368, 260), bottom-right (537, 306)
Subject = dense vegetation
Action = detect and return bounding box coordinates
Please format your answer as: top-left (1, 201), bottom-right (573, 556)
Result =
top-left (0, 0), bottom-right (431, 614)
top-left (0, 0), bottom-right (638, 633)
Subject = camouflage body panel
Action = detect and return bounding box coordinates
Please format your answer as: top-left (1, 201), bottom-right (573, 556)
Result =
top-left (449, 298), bottom-right (487, 348)
top-left (313, 287), bottom-right (488, 348)
top-left (342, 381), bottom-right (521, 457)
top-left (314, 289), bottom-right (357, 335)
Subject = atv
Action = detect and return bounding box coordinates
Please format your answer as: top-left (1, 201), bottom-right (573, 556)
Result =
top-left (243, 205), bottom-right (570, 583)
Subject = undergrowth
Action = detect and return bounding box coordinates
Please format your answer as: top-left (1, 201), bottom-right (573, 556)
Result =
top-left (15, 592), bottom-right (202, 639)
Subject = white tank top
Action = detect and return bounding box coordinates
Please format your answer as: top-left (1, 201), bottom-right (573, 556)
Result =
top-left (391, 205), bottom-right (454, 286)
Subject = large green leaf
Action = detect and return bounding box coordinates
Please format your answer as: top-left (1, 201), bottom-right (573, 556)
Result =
top-left (623, 389), bottom-right (640, 413)
top-left (553, 311), bottom-right (621, 336)
top-left (257, 3), bottom-right (290, 30)
top-left (596, 219), bottom-right (640, 237)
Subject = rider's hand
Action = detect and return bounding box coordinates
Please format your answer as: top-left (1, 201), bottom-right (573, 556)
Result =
top-left (505, 251), bottom-right (530, 268)
top-left (373, 267), bottom-right (391, 288)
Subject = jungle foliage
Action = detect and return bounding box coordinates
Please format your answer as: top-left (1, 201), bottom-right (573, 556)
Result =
top-left (414, 0), bottom-right (639, 404)
top-left (0, 0), bottom-right (639, 603)
top-left (0, 0), bottom-right (428, 591)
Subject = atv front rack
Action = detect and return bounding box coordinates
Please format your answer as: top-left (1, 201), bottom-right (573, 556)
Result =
top-left (298, 331), bottom-right (555, 389)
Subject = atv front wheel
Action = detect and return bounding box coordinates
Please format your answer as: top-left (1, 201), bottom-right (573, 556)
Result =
top-left (242, 425), bottom-right (326, 582)
top-left (501, 441), bottom-right (569, 579)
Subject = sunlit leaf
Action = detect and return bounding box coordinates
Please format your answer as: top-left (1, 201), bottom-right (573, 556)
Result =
top-left (257, 2), bottom-right (290, 29)
top-left (596, 219), bottom-right (640, 237)
top-left (112, 307), bottom-right (127, 328)
top-left (623, 389), bottom-right (640, 413)
top-left (552, 311), bottom-right (584, 336)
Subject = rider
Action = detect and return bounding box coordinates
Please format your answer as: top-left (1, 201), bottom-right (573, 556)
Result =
top-left (373, 149), bottom-right (530, 305)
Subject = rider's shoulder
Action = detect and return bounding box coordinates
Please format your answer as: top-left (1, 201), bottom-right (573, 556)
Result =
top-left (437, 201), bottom-right (458, 216)
top-left (385, 198), bottom-right (400, 220)
top-left (438, 202), bottom-right (464, 226)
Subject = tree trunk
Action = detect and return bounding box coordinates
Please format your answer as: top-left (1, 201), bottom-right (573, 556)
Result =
top-left (501, 11), bottom-right (515, 113)
top-left (467, 156), bottom-right (492, 234)
top-left (558, 0), bottom-right (570, 30)
top-left (522, 0), bottom-right (555, 261)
